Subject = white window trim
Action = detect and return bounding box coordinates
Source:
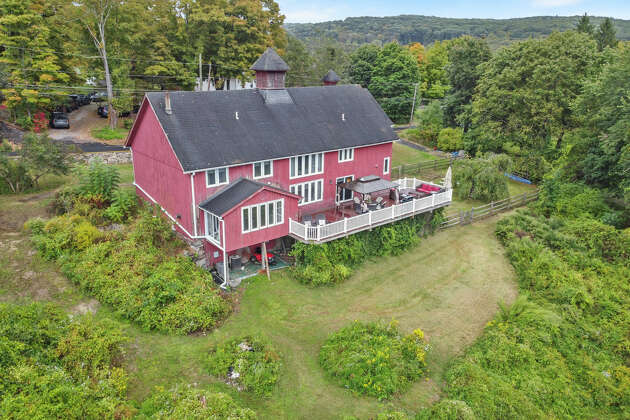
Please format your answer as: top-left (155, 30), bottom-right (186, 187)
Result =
top-left (338, 148), bottom-right (354, 163)
top-left (290, 179), bottom-right (324, 207)
top-left (206, 167), bottom-right (229, 188)
top-left (204, 211), bottom-right (221, 245)
top-left (252, 160), bottom-right (273, 179)
top-left (383, 157), bottom-right (390, 175)
top-left (289, 152), bottom-right (325, 180)
top-left (241, 199), bottom-right (284, 234)
top-left (336, 175), bottom-right (355, 204)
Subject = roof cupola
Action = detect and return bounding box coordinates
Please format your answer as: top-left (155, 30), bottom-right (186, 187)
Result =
top-left (250, 47), bottom-right (289, 89)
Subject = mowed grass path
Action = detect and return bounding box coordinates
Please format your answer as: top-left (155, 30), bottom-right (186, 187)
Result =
top-left (126, 217), bottom-right (518, 419)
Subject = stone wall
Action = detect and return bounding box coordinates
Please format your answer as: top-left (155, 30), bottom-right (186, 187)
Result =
top-left (0, 121), bottom-right (24, 144)
top-left (72, 150), bottom-right (132, 165)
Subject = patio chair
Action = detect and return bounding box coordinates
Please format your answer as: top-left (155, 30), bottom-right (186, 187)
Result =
top-left (316, 214), bottom-right (326, 226)
top-left (303, 215), bottom-right (312, 225)
top-left (375, 196), bottom-right (383, 204)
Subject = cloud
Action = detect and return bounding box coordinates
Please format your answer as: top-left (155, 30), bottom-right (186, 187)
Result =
top-left (531, 0), bottom-right (583, 7)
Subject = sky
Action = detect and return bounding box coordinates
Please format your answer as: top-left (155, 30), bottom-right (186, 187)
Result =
top-left (278, 0), bottom-right (630, 23)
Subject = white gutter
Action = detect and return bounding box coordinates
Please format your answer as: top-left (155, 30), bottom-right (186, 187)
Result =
top-left (190, 173), bottom-right (197, 237)
top-left (220, 218), bottom-right (228, 289)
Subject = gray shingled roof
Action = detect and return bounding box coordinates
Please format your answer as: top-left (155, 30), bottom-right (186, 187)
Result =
top-left (144, 85), bottom-right (396, 173)
top-left (250, 47), bottom-right (289, 71)
top-left (322, 69), bottom-right (341, 83)
top-left (198, 178), bottom-right (294, 216)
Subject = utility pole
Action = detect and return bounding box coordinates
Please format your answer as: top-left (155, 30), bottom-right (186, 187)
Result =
top-left (409, 82), bottom-right (418, 128)
top-left (207, 61), bottom-right (212, 91)
top-left (198, 53), bottom-right (202, 91)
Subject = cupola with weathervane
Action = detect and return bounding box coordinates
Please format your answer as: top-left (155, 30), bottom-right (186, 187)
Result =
top-left (250, 47), bottom-right (289, 89)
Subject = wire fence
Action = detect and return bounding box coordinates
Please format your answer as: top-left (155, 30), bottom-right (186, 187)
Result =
top-left (441, 189), bottom-right (540, 229)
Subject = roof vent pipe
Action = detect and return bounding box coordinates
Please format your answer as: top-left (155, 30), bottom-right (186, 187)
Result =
top-left (164, 92), bottom-right (172, 115)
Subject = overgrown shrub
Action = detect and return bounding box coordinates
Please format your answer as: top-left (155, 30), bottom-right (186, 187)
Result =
top-left (75, 159), bottom-right (120, 202)
top-left (319, 321), bottom-right (428, 400)
top-left (437, 127), bottom-right (464, 152)
top-left (137, 386), bottom-right (256, 419)
top-left (290, 213), bottom-right (441, 286)
top-left (26, 209), bottom-right (231, 334)
top-left (453, 154), bottom-right (511, 202)
top-left (0, 303), bottom-right (133, 419)
top-left (207, 335), bottom-right (281, 397)
top-left (105, 189), bottom-right (138, 223)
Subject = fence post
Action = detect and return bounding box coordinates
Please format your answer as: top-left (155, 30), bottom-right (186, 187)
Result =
top-left (459, 210), bottom-right (464, 225)
top-left (368, 210), bottom-right (372, 227)
top-left (490, 201), bottom-right (494, 216)
top-left (343, 217), bottom-right (347, 234)
top-left (432, 193), bottom-right (435, 208)
top-left (470, 208), bottom-right (474, 224)
top-left (522, 193), bottom-right (527, 205)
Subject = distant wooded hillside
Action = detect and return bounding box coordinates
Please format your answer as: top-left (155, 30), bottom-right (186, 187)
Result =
top-left (285, 15), bottom-right (630, 49)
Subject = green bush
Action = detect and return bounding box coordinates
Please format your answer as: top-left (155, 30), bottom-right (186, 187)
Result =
top-left (105, 189), bottom-right (138, 223)
top-left (75, 160), bottom-right (121, 203)
top-left (0, 303), bottom-right (133, 419)
top-left (27, 209), bottom-right (231, 335)
top-left (207, 335), bottom-right (281, 397)
top-left (437, 127), bottom-right (464, 152)
top-left (137, 386), bottom-right (256, 419)
top-left (453, 154), bottom-right (511, 202)
top-left (319, 321), bottom-right (428, 400)
top-left (290, 213), bottom-right (441, 286)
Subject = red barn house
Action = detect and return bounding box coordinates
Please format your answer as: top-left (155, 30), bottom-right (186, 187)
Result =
top-left (126, 48), bottom-right (452, 284)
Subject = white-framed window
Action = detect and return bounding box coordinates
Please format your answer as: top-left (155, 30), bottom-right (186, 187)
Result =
top-left (383, 157), bottom-right (390, 175)
top-left (253, 160), bottom-right (273, 179)
top-left (336, 175), bottom-right (354, 203)
top-left (206, 167), bottom-right (229, 187)
top-left (289, 153), bottom-right (324, 179)
top-left (204, 212), bottom-right (221, 244)
top-left (241, 199), bottom-right (284, 233)
top-left (338, 148), bottom-right (354, 162)
top-left (290, 179), bottom-right (323, 206)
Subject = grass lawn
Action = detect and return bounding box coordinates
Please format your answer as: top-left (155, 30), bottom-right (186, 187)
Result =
top-left (0, 178), bottom-right (519, 418)
top-left (91, 127), bottom-right (129, 140)
top-left (391, 142), bottom-right (438, 169)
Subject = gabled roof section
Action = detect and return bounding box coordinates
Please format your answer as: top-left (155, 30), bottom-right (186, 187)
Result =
top-left (199, 178), bottom-right (297, 216)
top-left (322, 69), bottom-right (341, 83)
top-left (250, 47), bottom-right (289, 71)
top-left (145, 85), bottom-right (397, 172)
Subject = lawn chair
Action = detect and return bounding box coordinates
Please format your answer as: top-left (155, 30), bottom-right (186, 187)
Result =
top-left (316, 214), bottom-right (326, 226)
top-left (353, 196), bottom-right (362, 213)
top-left (303, 215), bottom-right (313, 226)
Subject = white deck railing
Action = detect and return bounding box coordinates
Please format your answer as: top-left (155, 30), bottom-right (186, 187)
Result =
top-left (289, 179), bottom-right (452, 243)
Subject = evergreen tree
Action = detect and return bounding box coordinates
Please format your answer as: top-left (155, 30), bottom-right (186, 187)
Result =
top-left (576, 13), bottom-right (594, 35)
top-left (595, 17), bottom-right (618, 51)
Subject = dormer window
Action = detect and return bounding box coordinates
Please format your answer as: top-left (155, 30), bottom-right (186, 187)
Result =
top-left (338, 148), bottom-right (354, 163)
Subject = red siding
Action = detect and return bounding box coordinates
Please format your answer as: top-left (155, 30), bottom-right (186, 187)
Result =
top-left (130, 103), bottom-right (194, 236)
top-left (194, 141), bottom-right (393, 231)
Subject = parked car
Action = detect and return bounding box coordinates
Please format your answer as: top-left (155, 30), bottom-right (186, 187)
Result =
top-left (49, 112), bottom-right (69, 129)
top-left (97, 104), bottom-right (108, 118)
top-left (91, 91), bottom-right (107, 102)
